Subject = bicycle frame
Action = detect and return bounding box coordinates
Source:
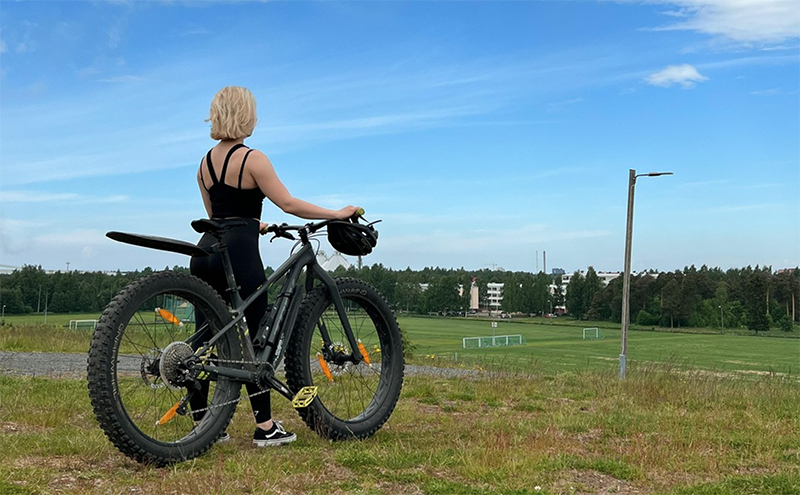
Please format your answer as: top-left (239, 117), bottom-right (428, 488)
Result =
top-left (195, 243), bottom-right (362, 379)
top-left (107, 220), bottom-right (366, 400)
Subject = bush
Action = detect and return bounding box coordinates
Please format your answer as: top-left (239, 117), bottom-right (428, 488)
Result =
top-left (636, 309), bottom-right (659, 326)
top-left (777, 315), bottom-right (794, 332)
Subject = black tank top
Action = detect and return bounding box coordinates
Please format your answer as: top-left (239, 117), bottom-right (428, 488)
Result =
top-left (201, 143), bottom-right (266, 219)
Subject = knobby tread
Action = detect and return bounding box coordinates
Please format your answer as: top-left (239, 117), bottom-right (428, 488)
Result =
top-left (284, 277), bottom-right (404, 441)
top-left (87, 271), bottom-right (235, 466)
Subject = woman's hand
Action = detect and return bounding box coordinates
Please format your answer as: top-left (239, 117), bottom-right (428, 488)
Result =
top-left (337, 206), bottom-right (362, 220)
top-left (259, 222), bottom-right (269, 235)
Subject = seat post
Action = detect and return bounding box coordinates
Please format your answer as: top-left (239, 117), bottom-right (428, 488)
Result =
top-left (218, 244), bottom-right (244, 308)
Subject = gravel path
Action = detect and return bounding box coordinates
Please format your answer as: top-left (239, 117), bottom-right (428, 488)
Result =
top-left (0, 351), bottom-right (484, 380)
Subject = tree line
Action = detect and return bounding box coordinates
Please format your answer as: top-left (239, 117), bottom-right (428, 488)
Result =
top-left (565, 265), bottom-right (799, 332)
top-left (1, 263), bottom-right (798, 332)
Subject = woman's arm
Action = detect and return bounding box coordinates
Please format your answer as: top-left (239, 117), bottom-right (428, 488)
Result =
top-left (248, 150), bottom-right (359, 220)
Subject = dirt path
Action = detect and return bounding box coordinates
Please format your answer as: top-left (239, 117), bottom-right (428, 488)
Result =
top-left (0, 351), bottom-right (483, 379)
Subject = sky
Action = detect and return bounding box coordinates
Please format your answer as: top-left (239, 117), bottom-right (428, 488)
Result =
top-left (0, 0), bottom-right (798, 275)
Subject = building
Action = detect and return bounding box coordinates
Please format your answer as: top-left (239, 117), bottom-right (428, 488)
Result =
top-left (560, 271), bottom-right (621, 287)
top-left (487, 282), bottom-right (503, 312)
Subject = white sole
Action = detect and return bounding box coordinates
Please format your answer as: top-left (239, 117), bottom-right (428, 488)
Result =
top-left (253, 435), bottom-right (297, 447)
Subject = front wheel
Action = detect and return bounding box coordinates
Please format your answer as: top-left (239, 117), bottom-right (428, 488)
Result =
top-left (285, 277), bottom-right (404, 440)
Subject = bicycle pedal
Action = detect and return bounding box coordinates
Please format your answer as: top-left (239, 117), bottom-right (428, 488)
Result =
top-left (291, 386), bottom-right (318, 408)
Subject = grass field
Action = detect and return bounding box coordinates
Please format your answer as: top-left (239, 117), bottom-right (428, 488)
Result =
top-left (1, 314), bottom-right (800, 494)
top-left (1, 368), bottom-right (799, 495)
top-left (399, 316), bottom-right (800, 377)
top-left (2, 313), bottom-right (798, 377)
top-left (0, 313), bottom-right (101, 327)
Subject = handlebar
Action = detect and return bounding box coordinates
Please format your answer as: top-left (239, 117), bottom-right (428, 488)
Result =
top-left (261, 208), bottom-right (368, 242)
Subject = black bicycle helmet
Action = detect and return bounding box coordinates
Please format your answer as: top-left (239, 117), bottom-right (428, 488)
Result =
top-left (327, 220), bottom-right (378, 256)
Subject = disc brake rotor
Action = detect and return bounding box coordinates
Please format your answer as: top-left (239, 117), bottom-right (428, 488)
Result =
top-left (140, 349), bottom-right (165, 389)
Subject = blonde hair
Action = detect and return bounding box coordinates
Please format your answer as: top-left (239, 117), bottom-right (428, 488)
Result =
top-left (206, 86), bottom-right (257, 141)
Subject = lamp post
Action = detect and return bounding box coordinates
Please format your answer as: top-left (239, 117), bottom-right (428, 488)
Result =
top-left (619, 169), bottom-right (673, 379)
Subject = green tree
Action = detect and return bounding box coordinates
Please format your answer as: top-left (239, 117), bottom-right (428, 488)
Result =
top-left (582, 267), bottom-right (602, 317)
top-left (772, 270), bottom-right (798, 323)
top-left (6, 265), bottom-right (49, 312)
top-left (0, 287), bottom-right (29, 314)
top-left (501, 273), bottom-right (524, 313)
top-left (394, 282), bottom-right (421, 312)
top-left (744, 269), bottom-right (770, 333)
top-left (660, 277), bottom-right (682, 328)
top-left (421, 275), bottom-right (462, 314)
top-left (532, 272), bottom-right (552, 315)
top-left (566, 271), bottom-right (585, 318)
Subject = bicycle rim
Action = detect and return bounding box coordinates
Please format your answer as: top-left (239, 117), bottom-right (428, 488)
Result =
top-left (287, 278), bottom-right (403, 439)
top-left (88, 272), bottom-right (240, 464)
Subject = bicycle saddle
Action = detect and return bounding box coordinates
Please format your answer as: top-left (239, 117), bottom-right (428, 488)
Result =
top-left (191, 218), bottom-right (248, 237)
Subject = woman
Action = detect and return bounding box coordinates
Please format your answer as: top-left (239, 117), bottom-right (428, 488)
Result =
top-left (190, 86), bottom-right (360, 447)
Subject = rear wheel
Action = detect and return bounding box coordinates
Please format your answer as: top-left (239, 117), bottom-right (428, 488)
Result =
top-left (87, 271), bottom-right (241, 466)
top-left (285, 277), bottom-right (404, 440)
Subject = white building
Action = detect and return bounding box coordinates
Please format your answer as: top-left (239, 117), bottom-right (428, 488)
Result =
top-left (487, 282), bottom-right (503, 311)
top-left (560, 271), bottom-right (621, 287)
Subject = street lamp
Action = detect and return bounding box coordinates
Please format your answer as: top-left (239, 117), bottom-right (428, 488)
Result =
top-left (620, 169), bottom-right (673, 379)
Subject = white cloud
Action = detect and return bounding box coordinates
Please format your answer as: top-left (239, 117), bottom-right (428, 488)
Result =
top-left (750, 87), bottom-right (795, 96)
top-left (547, 97), bottom-right (585, 112)
top-left (0, 191), bottom-right (128, 203)
top-left (98, 75), bottom-right (146, 83)
top-left (645, 64), bottom-right (709, 87)
top-left (649, 0), bottom-right (800, 45)
top-left (709, 204), bottom-right (773, 213)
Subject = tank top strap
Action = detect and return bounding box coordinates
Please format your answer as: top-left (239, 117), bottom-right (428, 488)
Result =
top-left (219, 143), bottom-right (247, 184)
top-left (205, 150), bottom-right (219, 185)
top-left (238, 149), bottom-right (255, 189)
top-left (199, 156), bottom-right (210, 191)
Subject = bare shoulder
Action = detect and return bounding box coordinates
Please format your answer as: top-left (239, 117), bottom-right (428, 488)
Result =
top-left (245, 148), bottom-right (275, 173)
top-left (246, 148), bottom-right (270, 162)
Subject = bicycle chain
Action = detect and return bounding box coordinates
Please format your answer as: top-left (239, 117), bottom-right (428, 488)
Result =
top-left (185, 356), bottom-right (270, 416)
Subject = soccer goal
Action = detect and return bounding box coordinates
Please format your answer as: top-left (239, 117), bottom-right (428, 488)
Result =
top-left (582, 327), bottom-right (604, 340)
top-left (69, 319), bottom-right (97, 331)
top-left (462, 334), bottom-right (526, 349)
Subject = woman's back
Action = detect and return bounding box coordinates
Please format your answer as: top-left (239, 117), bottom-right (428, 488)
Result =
top-left (200, 142), bottom-right (265, 219)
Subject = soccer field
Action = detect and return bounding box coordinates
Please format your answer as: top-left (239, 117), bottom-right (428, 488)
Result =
top-left (399, 316), bottom-right (800, 376)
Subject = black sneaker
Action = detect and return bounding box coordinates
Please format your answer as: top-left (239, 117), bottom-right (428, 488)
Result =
top-left (216, 431), bottom-right (231, 444)
top-left (253, 421), bottom-right (296, 447)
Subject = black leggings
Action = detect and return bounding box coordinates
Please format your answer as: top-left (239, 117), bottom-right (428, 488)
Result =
top-left (189, 218), bottom-right (270, 424)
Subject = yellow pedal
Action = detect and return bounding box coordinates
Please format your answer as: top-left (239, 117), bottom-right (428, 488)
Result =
top-left (291, 386), bottom-right (318, 408)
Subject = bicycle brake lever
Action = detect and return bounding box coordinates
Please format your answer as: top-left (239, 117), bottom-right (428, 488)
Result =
top-left (269, 231), bottom-right (296, 242)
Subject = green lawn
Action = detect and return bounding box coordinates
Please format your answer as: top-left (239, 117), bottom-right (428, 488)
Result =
top-left (1, 312), bottom-right (798, 378)
top-left (0, 312), bottom-right (100, 327)
top-left (1, 315), bottom-right (799, 494)
top-left (400, 316), bottom-right (800, 377)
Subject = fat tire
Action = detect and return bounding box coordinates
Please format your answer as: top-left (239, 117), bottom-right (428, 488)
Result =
top-left (87, 271), bottom-right (239, 466)
top-left (285, 277), bottom-right (404, 440)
